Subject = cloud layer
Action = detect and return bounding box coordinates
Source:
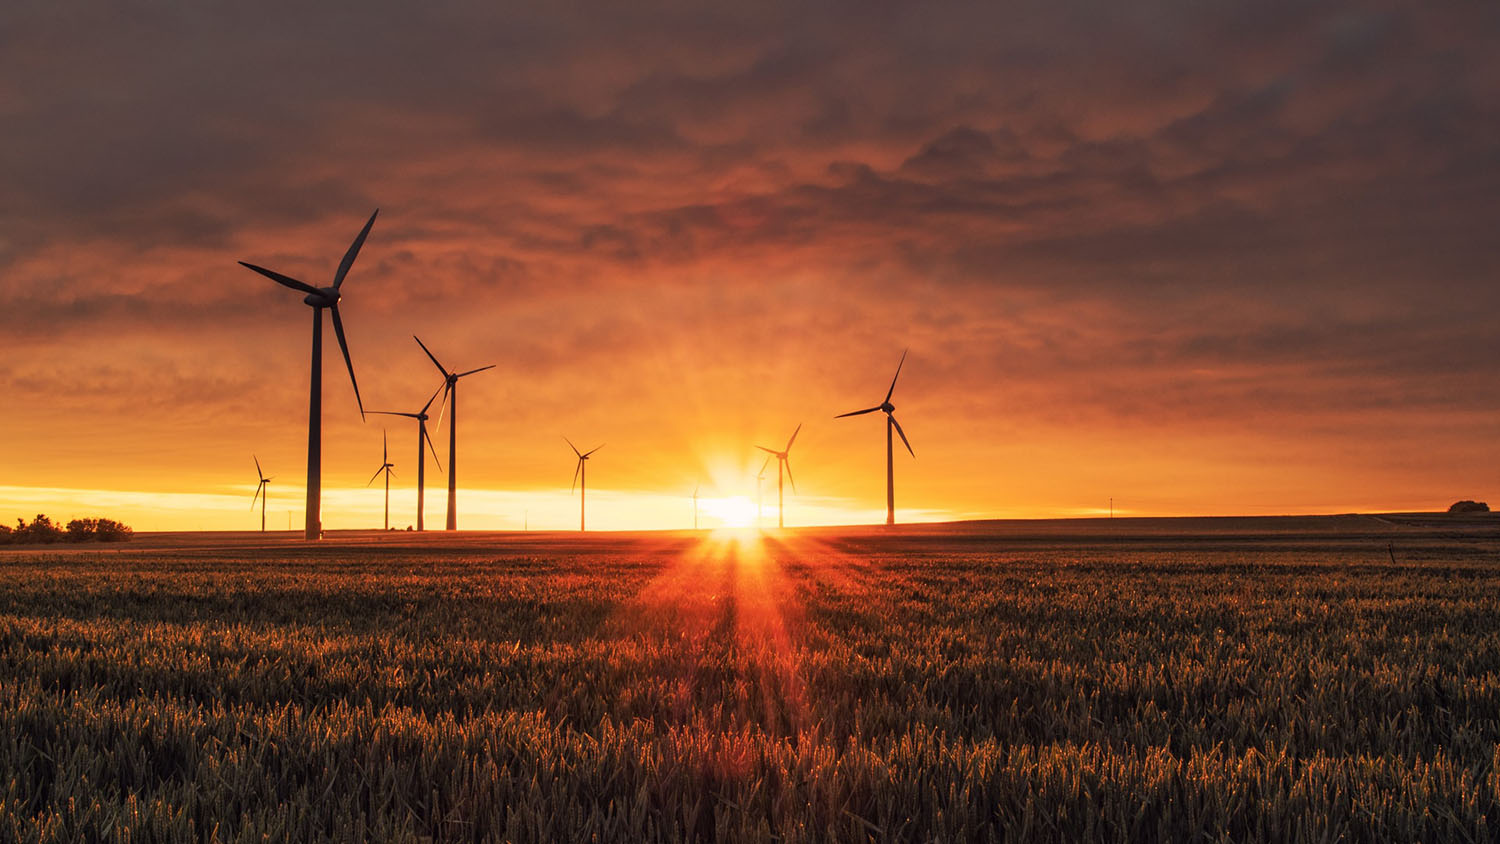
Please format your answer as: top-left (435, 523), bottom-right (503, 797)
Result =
top-left (3, 2), bottom-right (1498, 525)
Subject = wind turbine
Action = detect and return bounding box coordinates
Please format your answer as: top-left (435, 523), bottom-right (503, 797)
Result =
top-left (756, 461), bottom-right (767, 525)
top-left (368, 381), bottom-right (444, 530)
top-left (836, 348), bottom-right (914, 526)
top-left (414, 336), bottom-right (495, 530)
top-left (756, 423), bottom-right (801, 529)
top-left (566, 437), bottom-right (603, 532)
top-left (693, 483), bottom-right (700, 531)
top-left (250, 456), bottom-right (272, 532)
top-left (366, 430), bottom-right (396, 531)
top-left (240, 210), bottom-right (375, 540)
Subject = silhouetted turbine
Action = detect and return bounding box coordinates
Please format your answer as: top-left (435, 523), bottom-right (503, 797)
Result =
top-left (756, 423), bottom-right (801, 529)
top-left (566, 437), bottom-right (604, 532)
top-left (250, 455), bottom-right (273, 532)
top-left (368, 381), bottom-right (445, 531)
top-left (415, 336), bottom-right (495, 530)
top-left (836, 349), bottom-right (915, 526)
top-left (366, 429), bottom-right (396, 531)
top-left (240, 210), bottom-right (374, 540)
top-left (756, 462), bottom-right (767, 525)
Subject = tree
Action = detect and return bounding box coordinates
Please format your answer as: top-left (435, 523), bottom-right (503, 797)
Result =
top-left (2, 514), bottom-right (133, 544)
top-left (1448, 500), bottom-right (1490, 513)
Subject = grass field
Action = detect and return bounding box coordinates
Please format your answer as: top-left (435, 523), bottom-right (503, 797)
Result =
top-left (2, 515), bottom-right (1498, 842)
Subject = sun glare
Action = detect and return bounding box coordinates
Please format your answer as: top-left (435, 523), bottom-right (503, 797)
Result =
top-left (702, 495), bottom-right (757, 528)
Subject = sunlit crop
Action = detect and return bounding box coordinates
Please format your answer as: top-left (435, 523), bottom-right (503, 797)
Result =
top-left (1, 523), bottom-right (1496, 841)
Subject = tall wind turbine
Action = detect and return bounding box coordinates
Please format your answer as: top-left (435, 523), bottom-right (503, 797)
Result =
top-left (756, 423), bottom-right (801, 529)
top-left (240, 210), bottom-right (374, 540)
top-left (251, 456), bottom-right (272, 532)
top-left (369, 381), bottom-right (445, 530)
top-left (366, 430), bottom-right (396, 531)
top-left (836, 349), bottom-right (914, 526)
top-left (566, 437), bottom-right (603, 532)
top-left (415, 336), bottom-right (495, 530)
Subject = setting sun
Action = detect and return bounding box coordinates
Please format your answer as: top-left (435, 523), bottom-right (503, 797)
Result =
top-left (701, 495), bottom-right (758, 529)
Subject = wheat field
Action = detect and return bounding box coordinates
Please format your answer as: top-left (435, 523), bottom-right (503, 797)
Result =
top-left (2, 516), bottom-right (1497, 842)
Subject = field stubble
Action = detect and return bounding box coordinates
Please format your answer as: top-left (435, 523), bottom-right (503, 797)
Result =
top-left (1, 517), bottom-right (1498, 842)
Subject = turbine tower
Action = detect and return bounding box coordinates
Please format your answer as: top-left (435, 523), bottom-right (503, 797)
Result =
top-left (240, 210), bottom-right (374, 540)
top-left (756, 423), bottom-right (801, 529)
top-left (566, 437), bottom-right (603, 532)
top-left (836, 349), bottom-right (914, 526)
top-left (415, 336), bottom-right (495, 530)
top-left (250, 456), bottom-right (272, 532)
top-left (366, 430), bottom-right (396, 531)
top-left (369, 381), bottom-right (444, 530)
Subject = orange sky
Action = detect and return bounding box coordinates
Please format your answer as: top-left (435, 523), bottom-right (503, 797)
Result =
top-left (3, 4), bottom-right (1498, 531)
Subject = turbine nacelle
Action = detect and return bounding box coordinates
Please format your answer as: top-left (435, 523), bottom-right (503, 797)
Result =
top-left (302, 287), bottom-right (341, 308)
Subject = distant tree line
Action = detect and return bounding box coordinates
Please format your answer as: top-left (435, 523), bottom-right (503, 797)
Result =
top-left (0, 514), bottom-right (133, 544)
top-left (1448, 500), bottom-right (1490, 513)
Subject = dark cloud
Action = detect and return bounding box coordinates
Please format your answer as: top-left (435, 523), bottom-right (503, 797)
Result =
top-left (2, 1), bottom-right (1497, 512)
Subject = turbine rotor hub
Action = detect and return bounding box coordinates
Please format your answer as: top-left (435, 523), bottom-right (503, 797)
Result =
top-left (303, 287), bottom-right (340, 308)
top-left (882, 402), bottom-right (895, 413)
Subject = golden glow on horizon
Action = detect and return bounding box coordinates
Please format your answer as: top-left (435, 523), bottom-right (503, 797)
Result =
top-left (0, 484), bottom-right (966, 533)
top-left (702, 495), bottom-right (757, 528)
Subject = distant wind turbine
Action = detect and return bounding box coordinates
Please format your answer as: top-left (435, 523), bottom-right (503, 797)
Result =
top-left (756, 461), bottom-right (767, 525)
top-left (368, 381), bottom-right (445, 531)
top-left (366, 430), bottom-right (396, 531)
top-left (240, 210), bottom-right (375, 540)
top-left (415, 336), bottom-right (495, 530)
top-left (566, 437), bottom-right (603, 532)
top-left (756, 423), bottom-right (801, 529)
top-left (250, 456), bottom-right (272, 532)
top-left (836, 349), bottom-right (914, 526)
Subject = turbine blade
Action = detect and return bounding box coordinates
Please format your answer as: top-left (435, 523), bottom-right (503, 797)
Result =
top-left (333, 209), bottom-right (378, 289)
top-left (786, 422), bottom-right (802, 452)
top-left (253, 454), bottom-right (263, 479)
top-left (382, 429), bottom-right (388, 463)
top-left (883, 348), bottom-right (908, 405)
top-left (366, 466), bottom-right (383, 487)
top-left (413, 335), bottom-right (448, 377)
top-left (424, 425), bottom-right (443, 471)
top-left (330, 305), bottom-right (363, 418)
top-left (563, 436), bottom-right (581, 457)
top-left (368, 411), bottom-right (420, 419)
top-left (784, 458), bottom-right (796, 494)
top-left (835, 406), bottom-right (882, 418)
top-left (756, 445), bottom-right (778, 455)
top-left (583, 443), bottom-right (604, 457)
top-left (251, 482), bottom-right (261, 509)
top-left (457, 364), bottom-right (496, 378)
top-left (239, 261), bottom-right (318, 295)
top-left (419, 380), bottom-right (445, 415)
top-left (387, 467), bottom-right (397, 480)
top-left (760, 455), bottom-right (772, 475)
top-left (570, 458), bottom-right (581, 493)
top-left (891, 414), bottom-right (915, 457)
top-left (431, 381), bottom-right (450, 431)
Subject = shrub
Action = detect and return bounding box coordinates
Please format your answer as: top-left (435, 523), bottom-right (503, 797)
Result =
top-left (3, 515), bottom-right (133, 544)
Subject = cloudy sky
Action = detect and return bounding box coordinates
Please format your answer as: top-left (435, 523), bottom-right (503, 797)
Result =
top-left (3, 1), bottom-right (1497, 530)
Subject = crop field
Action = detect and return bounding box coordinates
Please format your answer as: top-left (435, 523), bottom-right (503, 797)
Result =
top-left (2, 515), bottom-right (1498, 842)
